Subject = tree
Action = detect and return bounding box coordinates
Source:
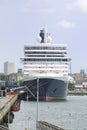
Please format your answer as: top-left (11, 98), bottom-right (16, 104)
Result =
top-left (1, 75), bottom-right (8, 81)
top-left (18, 79), bottom-right (23, 86)
top-left (68, 83), bottom-right (75, 90)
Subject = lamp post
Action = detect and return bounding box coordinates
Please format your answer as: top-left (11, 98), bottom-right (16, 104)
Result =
top-left (36, 78), bottom-right (39, 122)
top-left (36, 77), bottom-right (39, 130)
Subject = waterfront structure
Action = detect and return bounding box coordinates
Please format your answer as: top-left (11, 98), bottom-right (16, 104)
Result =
top-left (80, 69), bottom-right (85, 74)
top-left (4, 62), bottom-right (15, 75)
top-left (7, 73), bottom-right (23, 87)
top-left (17, 68), bottom-right (23, 73)
top-left (8, 73), bottom-right (23, 82)
top-left (21, 28), bottom-right (71, 101)
top-left (0, 93), bottom-right (19, 127)
top-left (0, 80), bottom-right (5, 87)
top-left (72, 70), bottom-right (87, 85)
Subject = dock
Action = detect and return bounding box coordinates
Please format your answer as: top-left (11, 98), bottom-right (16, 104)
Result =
top-left (0, 92), bottom-right (19, 129)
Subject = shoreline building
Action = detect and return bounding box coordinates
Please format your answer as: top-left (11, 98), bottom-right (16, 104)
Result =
top-left (4, 61), bottom-right (15, 75)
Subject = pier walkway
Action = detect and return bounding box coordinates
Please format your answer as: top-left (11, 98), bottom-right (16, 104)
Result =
top-left (0, 93), bottom-right (18, 123)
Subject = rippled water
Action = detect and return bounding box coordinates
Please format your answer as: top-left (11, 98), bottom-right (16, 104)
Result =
top-left (9, 96), bottom-right (87, 130)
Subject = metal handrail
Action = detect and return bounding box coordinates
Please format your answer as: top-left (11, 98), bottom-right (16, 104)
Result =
top-left (0, 125), bottom-right (10, 130)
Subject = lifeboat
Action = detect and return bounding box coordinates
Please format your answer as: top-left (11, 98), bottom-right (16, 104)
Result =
top-left (11, 100), bottom-right (20, 112)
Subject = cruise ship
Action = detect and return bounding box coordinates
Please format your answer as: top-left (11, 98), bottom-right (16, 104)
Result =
top-left (21, 28), bottom-right (71, 101)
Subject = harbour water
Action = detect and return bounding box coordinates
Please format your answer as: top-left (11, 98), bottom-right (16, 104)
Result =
top-left (9, 96), bottom-right (87, 130)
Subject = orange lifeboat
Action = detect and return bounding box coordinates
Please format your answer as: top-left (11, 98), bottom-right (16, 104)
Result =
top-left (11, 100), bottom-right (20, 112)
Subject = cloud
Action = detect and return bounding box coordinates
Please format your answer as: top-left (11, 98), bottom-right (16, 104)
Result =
top-left (67, 0), bottom-right (87, 13)
top-left (22, 7), bottom-right (56, 14)
top-left (57, 20), bottom-right (75, 29)
top-left (22, 3), bottom-right (56, 14)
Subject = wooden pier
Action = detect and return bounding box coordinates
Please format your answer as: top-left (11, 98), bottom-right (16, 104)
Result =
top-left (0, 93), bottom-right (18, 124)
top-left (36, 121), bottom-right (65, 130)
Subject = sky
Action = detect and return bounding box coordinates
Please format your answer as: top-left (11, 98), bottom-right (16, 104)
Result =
top-left (0, 0), bottom-right (87, 73)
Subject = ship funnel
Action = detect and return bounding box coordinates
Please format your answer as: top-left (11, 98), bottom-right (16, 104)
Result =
top-left (37, 28), bottom-right (52, 43)
top-left (39, 29), bottom-right (45, 43)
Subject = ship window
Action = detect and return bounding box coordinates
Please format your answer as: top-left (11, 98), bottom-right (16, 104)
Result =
top-left (23, 58), bottom-right (69, 62)
top-left (24, 54), bottom-right (66, 57)
top-left (24, 51), bottom-right (67, 55)
top-left (24, 46), bottom-right (67, 50)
